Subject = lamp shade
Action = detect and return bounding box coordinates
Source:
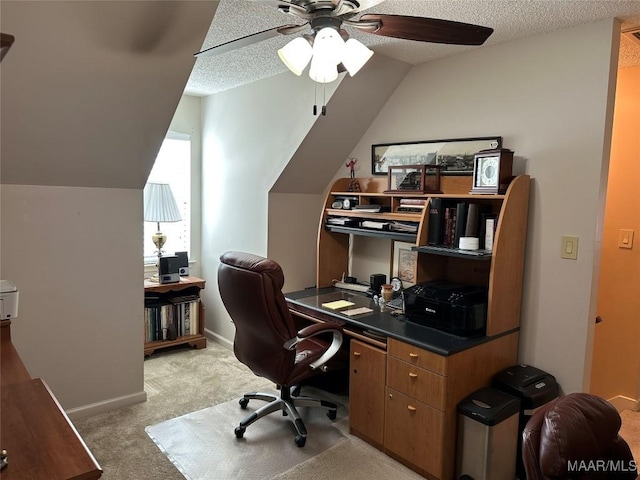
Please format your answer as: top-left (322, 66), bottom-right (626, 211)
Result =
top-left (278, 37), bottom-right (313, 76)
top-left (143, 183), bottom-right (182, 223)
top-left (309, 56), bottom-right (339, 83)
top-left (342, 38), bottom-right (374, 76)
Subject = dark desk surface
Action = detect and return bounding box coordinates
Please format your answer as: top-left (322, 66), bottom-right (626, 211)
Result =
top-left (285, 287), bottom-right (517, 356)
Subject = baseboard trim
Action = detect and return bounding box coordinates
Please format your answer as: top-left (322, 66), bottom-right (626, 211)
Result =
top-left (66, 390), bottom-right (147, 421)
top-left (204, 328), bottom-right (233, 350)
top-left (607, 395), bottom-right (639, 413)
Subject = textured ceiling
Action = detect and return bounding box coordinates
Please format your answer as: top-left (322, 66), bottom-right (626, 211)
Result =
top-left (186, 0), bottom-right (640, 97)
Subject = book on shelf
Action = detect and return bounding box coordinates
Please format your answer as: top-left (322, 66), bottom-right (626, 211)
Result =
top-left (428, 198), bottom-right (443, 245)
top-left (396, 205), bottom-right (424, 213)
top-left (443, 206), bottom-right (457, 246)
top-left (361, 220), bottom-right (390, 230)
top-left (453, 202), bottom-right (468, 248)
top-left (389, 221), bottom-right (418, 233)
top-left (326, 217), bottom-right (358, 226)
top-left (481, 213), bottom-right (498, 251)
top-left (399, 198), bottom-right (427, 205)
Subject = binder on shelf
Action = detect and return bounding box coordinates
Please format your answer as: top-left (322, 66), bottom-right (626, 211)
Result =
top-left (453, 202), bottom-right (468, 248)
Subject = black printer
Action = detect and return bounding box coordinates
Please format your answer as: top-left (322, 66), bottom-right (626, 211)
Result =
top-left (403, 280), bottom-right (488, 337)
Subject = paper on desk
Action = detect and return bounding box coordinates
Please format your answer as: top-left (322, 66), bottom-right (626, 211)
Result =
top-left (321, 300), bottom-right (355, 310)
top-left (341, 307), bottom-right (373, 316)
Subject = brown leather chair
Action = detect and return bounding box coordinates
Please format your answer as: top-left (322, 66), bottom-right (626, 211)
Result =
top-left (522, 392), bottom-right (638, 479)
top-left (218, 251), bottom-right (344, 448)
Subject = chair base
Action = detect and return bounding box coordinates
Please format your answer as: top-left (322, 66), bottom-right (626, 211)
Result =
top-left (234, 386), bottom-right (337, 447)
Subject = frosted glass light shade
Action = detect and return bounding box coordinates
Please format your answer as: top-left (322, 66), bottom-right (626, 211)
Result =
top-left (309, 56), bottom-right (338, 83)
top-left (342, 38), bottom-right (374, 76)
top-left (313, 27), bottom-right (345, 66)
top-left (144, 183), bottom-right (182, 223)
top-left (278, 37), bottom-right (313, 76)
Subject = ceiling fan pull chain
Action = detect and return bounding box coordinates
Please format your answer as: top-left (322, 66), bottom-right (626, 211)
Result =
top-left (322, 86), bottom-right (327, 116)
top-left (313, 83), bottom-right (318, 116)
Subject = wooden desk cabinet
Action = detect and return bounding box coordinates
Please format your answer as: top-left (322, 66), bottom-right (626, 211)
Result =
top-left (143, 276), bottom-right (207, 356)
top-left (348, 335), bottom-right (518, 480)
top-left (349, 340), bottom-right (386, 448)
top-left (0, 320), bottom-right (102, 480)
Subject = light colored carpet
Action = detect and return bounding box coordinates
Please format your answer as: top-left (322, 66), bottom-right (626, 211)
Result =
top-left (146, 393), bottom-right (346, 480)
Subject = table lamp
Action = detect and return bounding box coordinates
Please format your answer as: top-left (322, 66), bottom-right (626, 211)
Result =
top-left (143, 182), bottom-right (182, 264)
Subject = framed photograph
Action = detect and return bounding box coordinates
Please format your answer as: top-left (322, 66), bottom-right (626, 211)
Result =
top-left (392, 241), bottom-right (417, 287)
top-left (371, 136), bottom-right (502, 176)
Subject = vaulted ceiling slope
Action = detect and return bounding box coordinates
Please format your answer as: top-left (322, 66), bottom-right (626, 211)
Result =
top-left (271, 53), bottom-right (411, 194)
top-left (0, 1), bottom-right (218, 189)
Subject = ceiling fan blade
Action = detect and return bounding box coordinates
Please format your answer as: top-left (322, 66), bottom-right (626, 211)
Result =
top-left (358, 14), bottom-right (493, 46)
top-left (194, 24), bottom-right (305, 57)
top-left (349, 0), bottom-right (386, 13)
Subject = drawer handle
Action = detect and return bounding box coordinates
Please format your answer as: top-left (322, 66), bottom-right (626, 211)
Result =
top-left (408, 372), bottom-right (418, 379)
top-left (409, 353), bottom-right (419, 359)
top-left (407, 405), bottom-right (417, 412)
top-left (353, 351), bottom-right (361, 357)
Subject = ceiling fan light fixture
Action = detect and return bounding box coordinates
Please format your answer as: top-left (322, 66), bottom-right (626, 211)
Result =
top-left (309, 56), bottom-right (338, 83)
top-left (312, 27), bottom-right (345, 66)
top-left (278, 36), bottom-right (313, 76)
top-left (342, 38), bottom-right (374, 76)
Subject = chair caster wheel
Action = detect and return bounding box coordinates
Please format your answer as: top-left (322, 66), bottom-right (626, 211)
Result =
top-left (327, 409), bottom-right (337, 420)
top-left (295, 435), bottom-right (306, 447)
top-left (234, 426), bottom-right (245, 438)
top-left (239, 398), bottom-right (249, 409)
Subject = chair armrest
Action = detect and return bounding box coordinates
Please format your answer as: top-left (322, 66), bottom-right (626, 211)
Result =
top-left (283, 323), bottom-right (343, 371)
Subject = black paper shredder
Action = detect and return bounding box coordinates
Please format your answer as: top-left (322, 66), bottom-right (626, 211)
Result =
top-left (491, 364), bottom-right (560, 480)
top-left (456, 387), bottom-right (521, 480)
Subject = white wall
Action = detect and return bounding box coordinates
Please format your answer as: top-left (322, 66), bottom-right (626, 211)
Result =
top-left (341, 19), bottom-right (620, 394)
top-left (0, 185), bottom-right (145, 415)
top-left (200, 72), bottom-right (332, 346)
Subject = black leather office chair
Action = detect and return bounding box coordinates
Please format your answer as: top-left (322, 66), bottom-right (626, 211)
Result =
top-left (218, 251), bottom-right (344, 447)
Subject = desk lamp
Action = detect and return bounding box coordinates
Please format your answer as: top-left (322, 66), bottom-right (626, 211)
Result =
top-left (143, 182), bottom-right (182, 266)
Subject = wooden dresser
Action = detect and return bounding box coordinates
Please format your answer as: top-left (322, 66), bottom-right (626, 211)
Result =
top-left (0, 320), bottom-right (102, 480)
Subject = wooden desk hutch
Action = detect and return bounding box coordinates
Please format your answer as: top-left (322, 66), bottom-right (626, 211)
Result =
top-left (306, 175), bottom-right (530, 480)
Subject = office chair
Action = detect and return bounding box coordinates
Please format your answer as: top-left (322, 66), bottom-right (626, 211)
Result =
top-left (522, 392), bottom-right (638, 479)
top-left (217, 251), bottom-right (344, 447)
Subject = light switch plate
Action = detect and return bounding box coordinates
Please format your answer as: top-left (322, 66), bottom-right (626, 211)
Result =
top-left (618, 229), bottom-right (634, 249)
top-left (561, 235), bottom-right (579, 260)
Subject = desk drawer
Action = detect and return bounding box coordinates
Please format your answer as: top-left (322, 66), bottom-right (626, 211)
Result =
top-left (387, 356), bottom-right (446, 410)
top-left (384, 387), bottom-right (444, 478)
top-left (388, 338), bottom-right (446, 375)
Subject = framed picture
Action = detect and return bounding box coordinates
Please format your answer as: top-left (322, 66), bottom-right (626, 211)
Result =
top-left (371, 136), bottom-right (502, 176)
top-left (392, 241), bottom-right (417, 287)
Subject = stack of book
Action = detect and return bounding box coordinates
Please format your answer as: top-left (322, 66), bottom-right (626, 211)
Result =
top-left (389, 221), bottom-right (418, 233)
top-left (396, 198), bottom-right (426, 213)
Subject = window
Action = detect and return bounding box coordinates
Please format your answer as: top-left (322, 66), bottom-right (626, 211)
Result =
top-left (144, 132), bottom-right (191, 264)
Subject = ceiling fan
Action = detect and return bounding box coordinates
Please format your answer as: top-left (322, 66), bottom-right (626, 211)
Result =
top-left (195, 0), bottom-right (493, 82)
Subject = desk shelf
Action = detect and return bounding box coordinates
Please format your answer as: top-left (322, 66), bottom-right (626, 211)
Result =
top-left (324, 224), bottom-right (417, 242)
